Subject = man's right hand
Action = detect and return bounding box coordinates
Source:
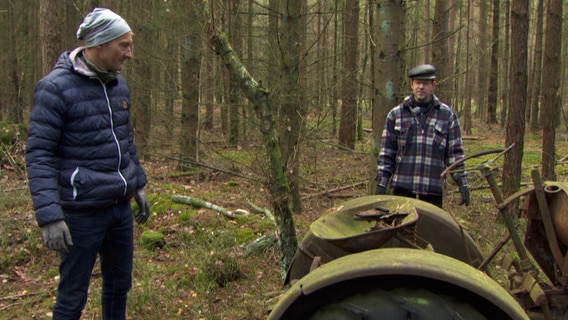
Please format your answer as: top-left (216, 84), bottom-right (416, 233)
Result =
top-left (42, 220), bottom-right (73, 254)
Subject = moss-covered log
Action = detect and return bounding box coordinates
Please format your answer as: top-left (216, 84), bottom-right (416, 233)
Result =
top-left (207, 25), bottom-right (298, 281)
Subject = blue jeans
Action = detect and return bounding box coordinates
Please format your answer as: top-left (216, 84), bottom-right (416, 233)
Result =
top-left (52, 202), bottom-right (133, 320)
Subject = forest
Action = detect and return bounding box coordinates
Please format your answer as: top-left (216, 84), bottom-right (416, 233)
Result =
top-left (1, 0), bottom-right (568, 319)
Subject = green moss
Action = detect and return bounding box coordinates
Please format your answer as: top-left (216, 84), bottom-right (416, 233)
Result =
top-left (233, 228), bottom-right (256, 244)
top-left (140, 230), bottom-right (166, 250)
top-left (179, 211), bottom-right (191, 222)
top-left (220, 181), bottom-right (239, 192)
top-left (148, 193), bottom-right (191, 214)
top-left (258, 216), bottom-right (277, 231)
top-left (198, 190), bottom-right (224, 199)
top-left (155, 183), bottom-right (186, 193)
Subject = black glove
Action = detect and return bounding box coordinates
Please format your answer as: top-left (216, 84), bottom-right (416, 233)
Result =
top-left (134, 188), bottom-right (150, 224)
top-left (42, 220), bottom-right (73, 254)
top-left (375, 185), bottom-right (386, 195)
top-left (458, 185), bottom-right (470, 206)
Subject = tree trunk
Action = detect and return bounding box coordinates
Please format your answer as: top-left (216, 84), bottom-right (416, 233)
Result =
top-left (357, 7), bottom-right (368, 143)
top-left (228, 0), bottom-right (241, 147)
top-left (267, 0), bottom-right (280, 117)
top-left (422, 0), bottom-right (431, 63)
top-left (500, 0), bottom-right (511, 128)
top-left (463, 0), bottom-right (473, 135)
top-left (331, 0), bottom-right (339, 137)
top-left (369, 0), bottom-right (405, 193)
top-left (502, 0), bottom-right (529, 202)
top-left (338, 0), bottom-right (359, 150)
top-left (5, 0), bottom-right (27, 123)
top-left (208, 28), bottom-right (297, 281)
top-left (452, 0), bottom-right (463, 114)
top-left (529, 0), bottom-right (544, 132)
top-left (475, 1), bottom-right (489, 121)
top-left (279, 0), bottom-right (305, 212)
top-left (487, 0), bottom-right (500, 124)
top-left (178, 3), bottom-right (204, 170)
top-left (315, 0), bottom-right (328, 127)
top-left (164, 34), bottom-right (179, 136)
top-left (39, 0), bottom-right (61, 76)
top-left (432, 0), bottom-right (449, 94)
top-left (203, 49), bottom-right (215, 132)
top-left (540, 0), bottom-right (562, 180)
top-left (244, 0), bottom-right (255, 143)
top-left (127, 2), bottom-right (154, 159)
top-left (447, 0), bottom-right (456, 108)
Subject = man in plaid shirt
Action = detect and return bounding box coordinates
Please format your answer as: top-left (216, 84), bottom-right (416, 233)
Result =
top-left (375, 64), bottom-right (469, 208)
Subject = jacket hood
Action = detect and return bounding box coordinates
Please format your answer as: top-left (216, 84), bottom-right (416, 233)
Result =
top-left (54, 48), bottom-right (98, 78)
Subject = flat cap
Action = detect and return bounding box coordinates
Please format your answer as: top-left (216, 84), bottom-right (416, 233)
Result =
top-left (408, 64), bottom-right (436, 80)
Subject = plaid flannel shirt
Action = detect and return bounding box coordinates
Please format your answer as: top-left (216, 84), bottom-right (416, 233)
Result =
top-left (376, 95), bottom-right (468, 195)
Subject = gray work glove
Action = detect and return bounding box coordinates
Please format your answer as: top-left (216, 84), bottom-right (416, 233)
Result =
top-left (375, 185), bottom-right (386, 195)
top-left (42, 220), bottom-right (73, 254)
top-left (458, 185), bottom-right (470, 206)
top-left (134, 188), bottom-right (150, 224)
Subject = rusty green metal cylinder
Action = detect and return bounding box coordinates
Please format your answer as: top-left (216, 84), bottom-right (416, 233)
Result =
top-left (270, 248), bottom-right (529, 320)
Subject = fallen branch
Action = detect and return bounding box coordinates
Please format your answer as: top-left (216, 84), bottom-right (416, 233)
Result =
top-left (0, 302), bottom-right (19, 312)
top-left (171, 195), bottom-right (241, 219)
top-left (239, 233), bottom-right (277, 257)
top-left (159, 154), bottom-right (261, 182)
top-left (326, 193), bottom-right (365, 199)
top-left (241, 194), bottom-right (275, 224)
top-left (301, 181), bottom-right (367, 199)
top-left (0, 290), bottom-right (54, 302)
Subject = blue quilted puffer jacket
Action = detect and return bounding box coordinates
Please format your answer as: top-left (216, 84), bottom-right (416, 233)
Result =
top-left (26, 48), bottom-right (147, 227)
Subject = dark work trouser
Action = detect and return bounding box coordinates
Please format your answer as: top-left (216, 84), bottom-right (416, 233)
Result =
top-left (52, 201), bottom-right (133, 320)
top-left (392, 187), bottom-right (443, 208)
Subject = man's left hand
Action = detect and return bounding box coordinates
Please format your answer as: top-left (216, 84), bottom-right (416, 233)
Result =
top-left (458, 185), bottom-right (470, 206)
top-left (134, 188), bottom-right (150, 224)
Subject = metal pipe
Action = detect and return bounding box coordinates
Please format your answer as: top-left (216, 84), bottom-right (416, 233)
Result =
top-left (481, 166), bottom-right (533, 273)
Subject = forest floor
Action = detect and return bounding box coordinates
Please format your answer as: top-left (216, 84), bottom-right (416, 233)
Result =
top-left (1, 121), bottom-right (568, 319)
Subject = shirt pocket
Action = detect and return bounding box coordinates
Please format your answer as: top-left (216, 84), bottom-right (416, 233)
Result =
top-left (433, 121), bottom-right (449, 149)
top-left (395, 120), bottom-right (412, 151)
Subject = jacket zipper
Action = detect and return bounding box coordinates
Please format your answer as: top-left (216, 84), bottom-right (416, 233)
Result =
top-left (101, 81), bottom-right (128, 197)
top-left (71, 167), bottom-right (80, 200)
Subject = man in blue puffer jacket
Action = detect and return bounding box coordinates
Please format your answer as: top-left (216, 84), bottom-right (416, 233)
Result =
top-left (26, 8), bottom-right (150, 320)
